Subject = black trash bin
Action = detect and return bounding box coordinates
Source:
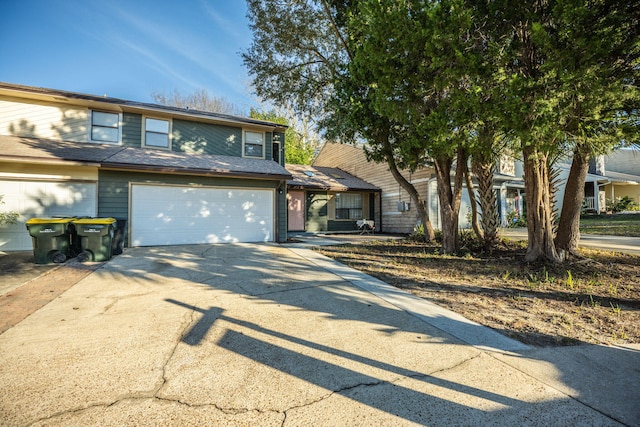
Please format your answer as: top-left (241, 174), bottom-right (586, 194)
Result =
top-left (25, 217), bottom-right (75, 264)
top-left (72, 217), bottom-right (117, 262)
top-left (111, 218), bottom-right (127, 256)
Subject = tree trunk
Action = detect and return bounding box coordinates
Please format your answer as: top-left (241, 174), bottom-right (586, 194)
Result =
top-left (522, 146), bottom-right (563, 263)
top-left (555, 144), bottom-right (590, 255)
top-left (472, 157), bottom-right (499, 251)
top-left (464, 166), bottom-right (484, 241)
top-left (433, 147), bottom-right (466, 254)
top-left (380, 138), bottom-right (436, 242)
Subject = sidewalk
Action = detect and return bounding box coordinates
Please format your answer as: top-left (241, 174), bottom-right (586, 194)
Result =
top-left (500, 228), bottom-right (640, 255)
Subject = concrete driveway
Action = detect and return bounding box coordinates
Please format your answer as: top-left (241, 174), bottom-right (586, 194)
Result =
top-left (1, 243), bottom-right (638, 426)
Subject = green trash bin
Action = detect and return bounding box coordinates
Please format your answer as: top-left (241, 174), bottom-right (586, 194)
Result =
top-left (72, 217), bottom-right (117, 262)
top-left (25, 217), bottom-right (75, 264)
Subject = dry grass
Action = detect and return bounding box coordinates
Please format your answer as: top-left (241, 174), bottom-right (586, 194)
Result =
top-left (317, 238), bottom-right (640, 347)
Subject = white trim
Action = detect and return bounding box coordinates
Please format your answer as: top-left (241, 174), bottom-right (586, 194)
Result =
top-left (142, 116), bottom-right (172, 150)
top-left (272, 139), bottom-right (281, 164)
top-left (242, 129), bottom-right (266, 159)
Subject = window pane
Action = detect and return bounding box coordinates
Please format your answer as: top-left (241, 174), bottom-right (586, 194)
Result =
top-left (336, 193), bottom-right (362, 209)
top-left (245, 131), bottom-right (263, 145)
top-left (145, 131), bottom-right (169, 147)
top-left (335, 193), bottom-right (363, 219)
top-left (146, 118), bottom-right (169, 133)
top-left (91, 126), bottom-right (119, 142)
top-left (92, 111), bottom-right (118, 127)
top-left (244, 143), bottom-right (263, 157)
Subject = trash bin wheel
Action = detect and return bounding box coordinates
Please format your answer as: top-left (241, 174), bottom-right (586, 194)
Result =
top-left (51, 252), bottom-right (67, 264)
top-left (77, 251), bottom-right (92, 263)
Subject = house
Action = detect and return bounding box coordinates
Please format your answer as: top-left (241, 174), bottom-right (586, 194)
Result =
top-left (313, 142), bottom-right (526, 233)
top-left (555, 148), bottom-right (640, 214)
top-left (285, 164), bottom-right (380, 233)
top-left (0, 82), bottom-right (291, 251)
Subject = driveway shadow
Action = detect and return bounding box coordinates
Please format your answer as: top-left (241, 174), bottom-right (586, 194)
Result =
top-left (96, 243), bottom-right (639, 426)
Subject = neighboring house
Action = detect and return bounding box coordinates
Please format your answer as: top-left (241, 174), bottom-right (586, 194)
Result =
top-left (0, 82), bottom-right (291, 251)
top-left (285, 164), bottom-right (380, 233)
top-left (555, 148), bottom-right (640, 214)
top-left (314, 142), bottom-right (526, 233)
top-left (597, 149), bottom-right (640, 209)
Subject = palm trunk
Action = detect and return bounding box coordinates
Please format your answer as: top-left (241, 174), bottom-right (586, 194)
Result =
top-left (555, 144), bottom-right (590, 255)
top-left (522, 146), bottom-right (563, 263)
top-left (472, 157), bottom-right (499, 250)
top-left (464, 167), bottom-right (484, 240)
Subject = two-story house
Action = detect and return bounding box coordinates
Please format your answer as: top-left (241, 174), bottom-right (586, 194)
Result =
top-left (0, 83), bottom-right (291, 251)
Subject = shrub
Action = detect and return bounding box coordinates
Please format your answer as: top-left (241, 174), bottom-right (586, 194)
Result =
top-left (0, 195), bottom-right (19, 226)
top-left (607, 196), bottom-right (639, 213)
top-left (506, 210), bottom-right (526, 228)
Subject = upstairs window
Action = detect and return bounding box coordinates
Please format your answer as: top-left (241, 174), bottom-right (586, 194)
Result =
top-left (244, 131), bottom-right (264, 158)
top-left (335, 193), bottom-right (363, 219)
top-left (90, 111), bottom-right (120, 143)
top-left (143, 117), bottom-right (171, 149)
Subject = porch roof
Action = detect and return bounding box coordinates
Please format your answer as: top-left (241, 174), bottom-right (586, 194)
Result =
top-left (286, 164), bottom-right (380, 192)
top-left (0, 135), bottom-right (292, 180)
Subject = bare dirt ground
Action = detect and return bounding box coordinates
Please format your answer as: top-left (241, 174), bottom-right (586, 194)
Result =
top-left (317, 238), bottom-right (640, 347)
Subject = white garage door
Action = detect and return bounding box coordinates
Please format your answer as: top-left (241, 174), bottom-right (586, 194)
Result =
top-left (131, 184), bottom-right (274, 246)
top-left (0, 180), bottom-right (97, 251)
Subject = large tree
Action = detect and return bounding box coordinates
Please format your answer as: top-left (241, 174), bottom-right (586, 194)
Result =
top-left (243, 0), bottom-right (438, 241)
top-left (551, 0), bottom-right (640, 256)
top-left (339, 0), bottom-right (479, 253)
top-left (475, 0), bottom-right (639, 262)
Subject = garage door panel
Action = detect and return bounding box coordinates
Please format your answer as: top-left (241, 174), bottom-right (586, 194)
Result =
top-left (0, 180), bottom-right (97, 251)
top-left (131, 185), bottom-right (274, 246)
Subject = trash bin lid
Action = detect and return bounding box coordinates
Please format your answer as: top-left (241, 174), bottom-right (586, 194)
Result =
top-left (26, 217), bottom-right (75, 224)
top-left (72, 217), bottom-right (117, 225)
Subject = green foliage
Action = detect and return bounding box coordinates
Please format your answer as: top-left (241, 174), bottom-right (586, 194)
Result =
top-left (607, 196), bottom-right (639, 213)
top-left (506, 210), bottom-right (527, 228)
top-left (0, 195), bottom-right (18, 226)
top-left (244, 0), bottom-right (640, 261)
top-left (249, 108), bottom-right (318, 165)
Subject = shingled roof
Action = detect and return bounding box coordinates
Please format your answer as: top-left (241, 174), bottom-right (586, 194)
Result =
top-left (0, 82), bottom-right (287, 131)
top-left (286, 164), bottom-right (379, 192)
top-left (1, 135), bottom-right (291, 180)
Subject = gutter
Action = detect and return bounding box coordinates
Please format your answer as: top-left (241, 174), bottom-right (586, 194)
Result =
top-left (100, 163), bottom-right (292, 181)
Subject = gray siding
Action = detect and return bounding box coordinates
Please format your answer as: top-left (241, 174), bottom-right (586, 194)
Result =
top-left (172, 119), bottom-right (242, 156)
top-left (264, 132), bottom-right (273, 163)
top-left (122, 113), bottom-right (142, 147)
top-left (277, 185), bottom-right (288, 242)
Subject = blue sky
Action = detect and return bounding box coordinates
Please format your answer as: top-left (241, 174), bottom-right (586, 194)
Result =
top-left (0, 1), bottom-right (258, 113)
